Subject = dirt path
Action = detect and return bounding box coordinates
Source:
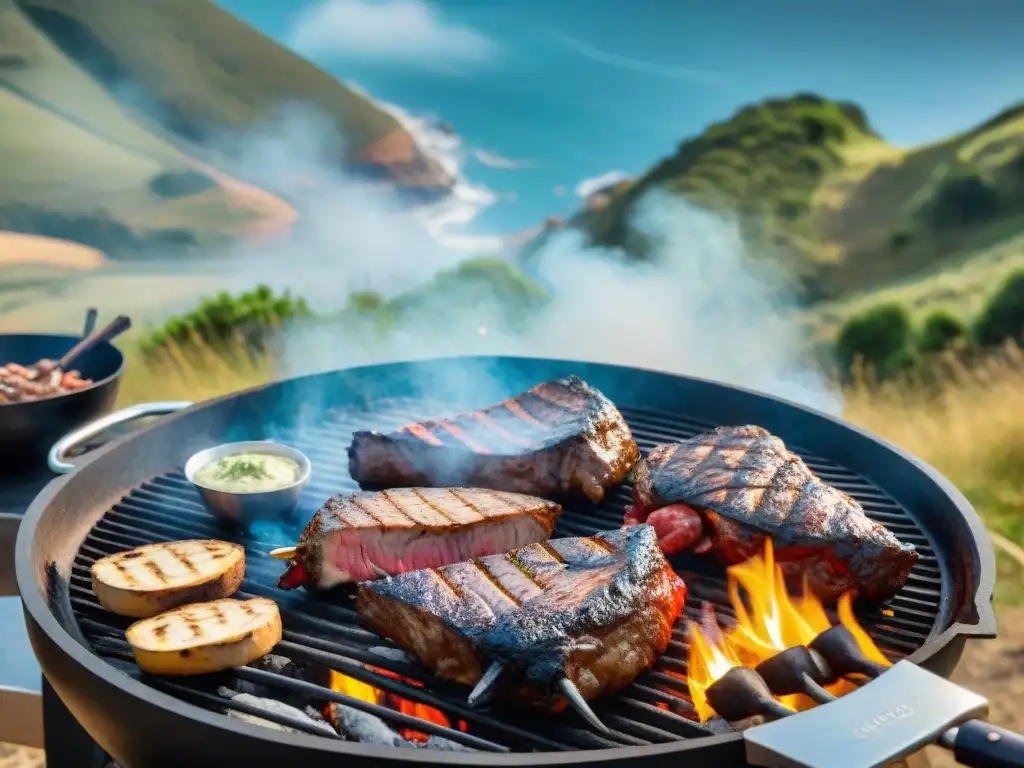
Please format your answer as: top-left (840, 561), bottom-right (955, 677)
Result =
top-left (0, 232), bottom-right (107, 270)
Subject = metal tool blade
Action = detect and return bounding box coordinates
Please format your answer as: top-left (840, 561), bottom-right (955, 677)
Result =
top-left (743, 660), bottom-right (987, 768)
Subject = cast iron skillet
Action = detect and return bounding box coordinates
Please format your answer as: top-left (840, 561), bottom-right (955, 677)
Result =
top-left (0, 311), bottom-right (124, 462)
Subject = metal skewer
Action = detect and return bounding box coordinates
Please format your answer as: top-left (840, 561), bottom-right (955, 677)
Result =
top-left (557, 677), bottom-right (614, 737)
top-left (467, 661), bottom-right (504, 707)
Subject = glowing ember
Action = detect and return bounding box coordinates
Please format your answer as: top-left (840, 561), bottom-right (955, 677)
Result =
top-left (329, 668), bottom-right (468, 741)
top-left (686, 539), bottom-right (893, 722)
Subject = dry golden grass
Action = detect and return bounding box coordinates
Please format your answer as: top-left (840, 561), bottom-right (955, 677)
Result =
top-left (116, 333), bottom-right (278, 406)
top-left (845, 344), bottom-right (1024, 603)
top-left (118, 335), bottom-right (1024, 604)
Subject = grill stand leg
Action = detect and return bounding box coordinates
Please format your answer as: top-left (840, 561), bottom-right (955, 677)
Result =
top-left (43, 677), bottom-right (109, 768)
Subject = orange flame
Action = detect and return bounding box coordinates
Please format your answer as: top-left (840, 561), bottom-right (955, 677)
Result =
top-left (329, 668), bottom-right (468, 741)
top-left (686, 538), bottom-right (892, 722)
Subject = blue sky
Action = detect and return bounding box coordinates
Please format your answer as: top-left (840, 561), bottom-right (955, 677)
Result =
top-left (219, 0), bottom-right (1023, 233)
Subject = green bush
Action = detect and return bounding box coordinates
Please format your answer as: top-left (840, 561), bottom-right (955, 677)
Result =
top-left (835, 303), bottom-right (915, 378)
top-left (148, 170), bottom-right (218, 199)
top-left (347, 291), bottom-right (387, 313)
top-left (141, 284), bottom-right (312, 356)
top-left (974, 270), bottom-right (1024, 347)
top-left (918, 310), bottom-right (966, 354)
top-left (927, 168), bottom-right (1002, 228)
top-left (889, 230), bottom-right (913, 252)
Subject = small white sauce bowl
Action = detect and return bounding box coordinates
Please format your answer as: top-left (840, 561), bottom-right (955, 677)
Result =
top-left (184, 441), bottom-right (312, 526)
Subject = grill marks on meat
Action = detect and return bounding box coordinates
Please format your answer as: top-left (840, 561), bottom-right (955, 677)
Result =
top-left (348, 376), bottom-right (639, 503)
top-left (624, 426), bottom-right (919, 602)
top-left (277, 488), bottom-right (561, 591)
top-left (357, 525), bottom-right (686, 709)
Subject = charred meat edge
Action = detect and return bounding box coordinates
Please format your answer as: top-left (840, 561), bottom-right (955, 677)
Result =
top-left (347, 375), bottom-right (639, 503)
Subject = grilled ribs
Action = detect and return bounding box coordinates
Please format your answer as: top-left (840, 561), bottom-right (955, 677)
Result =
top-left (277, 488), bottom-right (561, 591)
top-left (357, 525), bottom-right (686, 710)
top-left (348, 376), bottom-right (639, 503)
top-left (623, 426), bottom-right (919, 602)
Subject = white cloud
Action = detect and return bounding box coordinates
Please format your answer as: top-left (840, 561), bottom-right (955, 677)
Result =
top-left (289, 0), bottom-right (497, 70)
top-left (574, 170), bottom-right (628, 198)
top-left (472, 148), bottom-right (534, 170)
top-left (549, 29), bottom-right (728, 87)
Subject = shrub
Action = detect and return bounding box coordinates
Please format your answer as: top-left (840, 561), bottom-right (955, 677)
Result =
top-left (889, 230), bottom-right (912, 252)
top-left (148, 170), bottom-right (218, 199)
top-left (918, 310), bottom-right (966, 354)
top-left (975, 270), bottom-right (1024, 348)
top-left (141, 285), bottom-right (312, 356)
top-left (835, 303), bottom-right (915, 379)
top-left (393, 258), bottom-right (549, 332)
top-left (347, 291), bottom-right (387, 313)
top-left (928, 168), bottom-right (1002, 228)
top-left (776, 196), bottom-right (808, 220)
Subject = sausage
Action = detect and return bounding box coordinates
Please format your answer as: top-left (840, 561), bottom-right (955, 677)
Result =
top-left (624, 502), bottom-right (706, 555)
top-left (646, 504), bottom-right (705, 554)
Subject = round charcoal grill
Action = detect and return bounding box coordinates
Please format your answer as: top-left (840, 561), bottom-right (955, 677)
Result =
top-left (16, 356), bottom-right (997, 768)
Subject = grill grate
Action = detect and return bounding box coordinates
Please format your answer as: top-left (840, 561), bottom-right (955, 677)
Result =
top-left (68, 400), bottom-right (945, 753)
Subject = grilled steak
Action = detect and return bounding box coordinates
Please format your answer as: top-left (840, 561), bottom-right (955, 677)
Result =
top-left (348, 376), bottom-right (639, 503)
top-left (623, 426), bottom-right (919, 602)
top-left (357, 525), bottom-right (686, 709)
top-left (277, 488), bottom-right (561, 591)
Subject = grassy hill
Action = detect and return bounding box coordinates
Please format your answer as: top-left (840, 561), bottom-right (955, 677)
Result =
top-left (13, 0), bottom-right (450, 190)
top-left (562, 94), bottom-right (1024, 304)
top-left (0, 0), bottom-right (251, 251)
top-left (0, 0), bottom-right (450, 260)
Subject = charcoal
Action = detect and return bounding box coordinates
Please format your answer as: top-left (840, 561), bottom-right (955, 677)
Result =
top-left (418, 736), bottom-right (476, 752)
top-left (324, 702), bottom-right (407, 747)
top-left (322, 703), bottom-right (478, 751)
top-left (218, 687), bottom-right (336, 737)
top-left (232, 654), bottom-right (332, 706)
top-left (248, 653), bottom-right (333, 687)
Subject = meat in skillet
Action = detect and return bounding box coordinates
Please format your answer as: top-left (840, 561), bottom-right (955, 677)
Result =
top-left (356, 525), bottom-right (686, 710)
top-left (623, 425), bottom-right (919, 602)
top-left (276, 487), bottom-right (561, 590)
top-left (347, 376), bottom-right (639, 503)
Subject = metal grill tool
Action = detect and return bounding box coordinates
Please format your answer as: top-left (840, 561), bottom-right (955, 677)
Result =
top-left (739, 659), bottom-right (1024, 768)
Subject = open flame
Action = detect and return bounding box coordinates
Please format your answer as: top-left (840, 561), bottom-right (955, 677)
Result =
top-left (329, 667), bottom-right (468, 741)
top-left (686, 538), bottom-right (892, 722)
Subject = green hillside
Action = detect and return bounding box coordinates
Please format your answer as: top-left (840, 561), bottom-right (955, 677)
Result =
top-left (0, 0), bottom-right (251, 252)
top-left (563, 94), bottom-right (1024, 303)
top-left (0, 0), bottom-right (450, 260)
top-left (13, 0), bottom-right (396, 152)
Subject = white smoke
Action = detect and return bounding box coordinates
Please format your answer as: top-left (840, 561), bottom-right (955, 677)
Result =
top-left (268, 187), bottom-right (840, 416)
top-left (158, 92), bottom-right (841, 416)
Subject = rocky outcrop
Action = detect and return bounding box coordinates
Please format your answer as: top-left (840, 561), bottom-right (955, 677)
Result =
top-left (352, 129), bottom-right (455, 203)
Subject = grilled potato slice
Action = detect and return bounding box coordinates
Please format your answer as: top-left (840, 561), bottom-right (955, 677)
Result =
top-left (126, 597), bottom-right (282, 676)
top-left (91, 539), bottom-right (245, 618)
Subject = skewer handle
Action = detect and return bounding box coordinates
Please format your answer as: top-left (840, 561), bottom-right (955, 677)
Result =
top-left (952, 720), bottom-right (1024, 768)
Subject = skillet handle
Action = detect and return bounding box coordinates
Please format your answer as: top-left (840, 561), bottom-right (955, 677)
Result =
top-left (48, 401), bottom-right (193, 474)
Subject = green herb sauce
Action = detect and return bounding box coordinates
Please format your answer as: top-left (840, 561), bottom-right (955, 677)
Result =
top-left (194, 452), bottom-right (301, 494)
